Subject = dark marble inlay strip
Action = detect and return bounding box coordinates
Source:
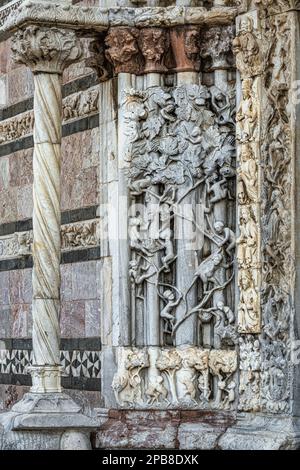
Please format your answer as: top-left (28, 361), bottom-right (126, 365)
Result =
top-left (0, 74), bottom-right (99, 121)
top-left (0, 246), bottom-right (100, 272)
top-left (0, 337), bottom-right (101, 350)
top-left (0, 374), bottom-right (100, 391)
top-left (0, 114), bottom-right (99, 158)
top-left (0, 205), bottom-right (98, 237)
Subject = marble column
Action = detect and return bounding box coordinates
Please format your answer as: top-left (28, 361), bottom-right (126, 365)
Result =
top-left (11, 25), bottom-right (82, 393)
top-left (170, 26), bottom-right (201, 346)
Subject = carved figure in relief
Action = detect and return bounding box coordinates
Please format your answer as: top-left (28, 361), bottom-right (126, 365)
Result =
top-left (182, 377), bottom-right (198, 405)
top-left (105, 28), bottom-right (140, 75)
top-left (159, 203), bottom-right (175, 271)
top-left (186, 350), bottom-right (211, 402)
top-left (209, 350), bottom-right (237, 407)
top-left (145, 376), bottom-right (169, 406)
top-left (238, 271), bottom-right (259, 332)
top-left (160, 289), bottom-right (182, 334)
top-left (237, 206), bottom-right (258, 268)
top-left (129, 214), bottom-right (152, 257)
top-left (193, 250), bottom-right (231, 294)
top-left (213, 221), bottom-right (236, 256)
top-left (236, 79), bottom-right (257, 142)
top-left (233, 15), bottom-right (260, 77)
top-left (112, 348), bottom-right (149, 407)
top-left (237, 144), bottom-right (258, 204)
top-left (206, 173), bottom-right (230, 204)
top-left (156, 350), bottom-right (181, 405)
top-left (210, 86), bottom-right (235, 126)
top-left (129, 259), bottom-right (156, 300)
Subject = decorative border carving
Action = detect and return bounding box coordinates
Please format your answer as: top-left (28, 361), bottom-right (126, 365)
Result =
top-left (112, 346), bottom-right (237, 410)
top-left (0, 219), bottom-right (100, 261)
top-left (0, 87), bottom-right (99, 145)
top-left (234, 11), bottom-right (261, 334)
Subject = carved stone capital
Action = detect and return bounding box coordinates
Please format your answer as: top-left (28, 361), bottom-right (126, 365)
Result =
top-left (200, 25), bottom-right (235, 71)
top-left (139, 28), bottom-right (169, 74)
top-left (11, 25), bottom-right (83, 74)
top-left (105, 27), bottom-right (141, 75)
top-left (170, 26), bottom-right (201, 73)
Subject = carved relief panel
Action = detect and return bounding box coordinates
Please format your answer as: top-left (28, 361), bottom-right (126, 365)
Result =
top-left (124, 84), bottom-right (236, 350)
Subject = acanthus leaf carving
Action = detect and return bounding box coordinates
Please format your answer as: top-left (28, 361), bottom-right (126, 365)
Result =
top-left (11, 25), bottom-right (83, 74)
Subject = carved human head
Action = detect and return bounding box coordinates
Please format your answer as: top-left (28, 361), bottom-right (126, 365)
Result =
top-left (213, 252), bottom-right (223, 265)
top-left (240, 206), bottom-right (250, 222)
top-left (240, 271), bottom-right (252, 289)
top-left (214, 221), bottom-right (225, 233)
top-left (163, 290), bottom-right (175, 301)
top-left (242, 79), bottom-right (252, 98)
top-left (241, 143), bottom-right (253, 161)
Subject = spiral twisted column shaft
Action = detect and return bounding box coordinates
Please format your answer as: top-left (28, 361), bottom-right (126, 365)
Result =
top-left (11, 25), bottom-right (83, 393)
top-left (32, 73), bottom-right (62, 371)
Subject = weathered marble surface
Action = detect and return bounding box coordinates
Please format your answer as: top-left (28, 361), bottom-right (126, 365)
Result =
top-left (1, 0), bottom-right (300, 452)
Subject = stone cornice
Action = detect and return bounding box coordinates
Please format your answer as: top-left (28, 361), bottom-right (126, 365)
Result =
top-left (1, 1), bottom-right (238, 40)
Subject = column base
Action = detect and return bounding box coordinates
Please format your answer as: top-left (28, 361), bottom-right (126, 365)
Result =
top-left (28, 365), bottom-right (63, 393)
top-left (0, 392), bottom-right (108, 450)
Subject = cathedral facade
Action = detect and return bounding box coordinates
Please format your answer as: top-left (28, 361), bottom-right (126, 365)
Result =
top-left (0, 0), bottom-right (300, 450)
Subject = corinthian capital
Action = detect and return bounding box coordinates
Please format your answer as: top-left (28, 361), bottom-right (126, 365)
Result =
top-left (11, 25), bottom-right (83, 74)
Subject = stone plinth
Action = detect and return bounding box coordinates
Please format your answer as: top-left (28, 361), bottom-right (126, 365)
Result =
top-left (0, 393), bottom-right (107, 450)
